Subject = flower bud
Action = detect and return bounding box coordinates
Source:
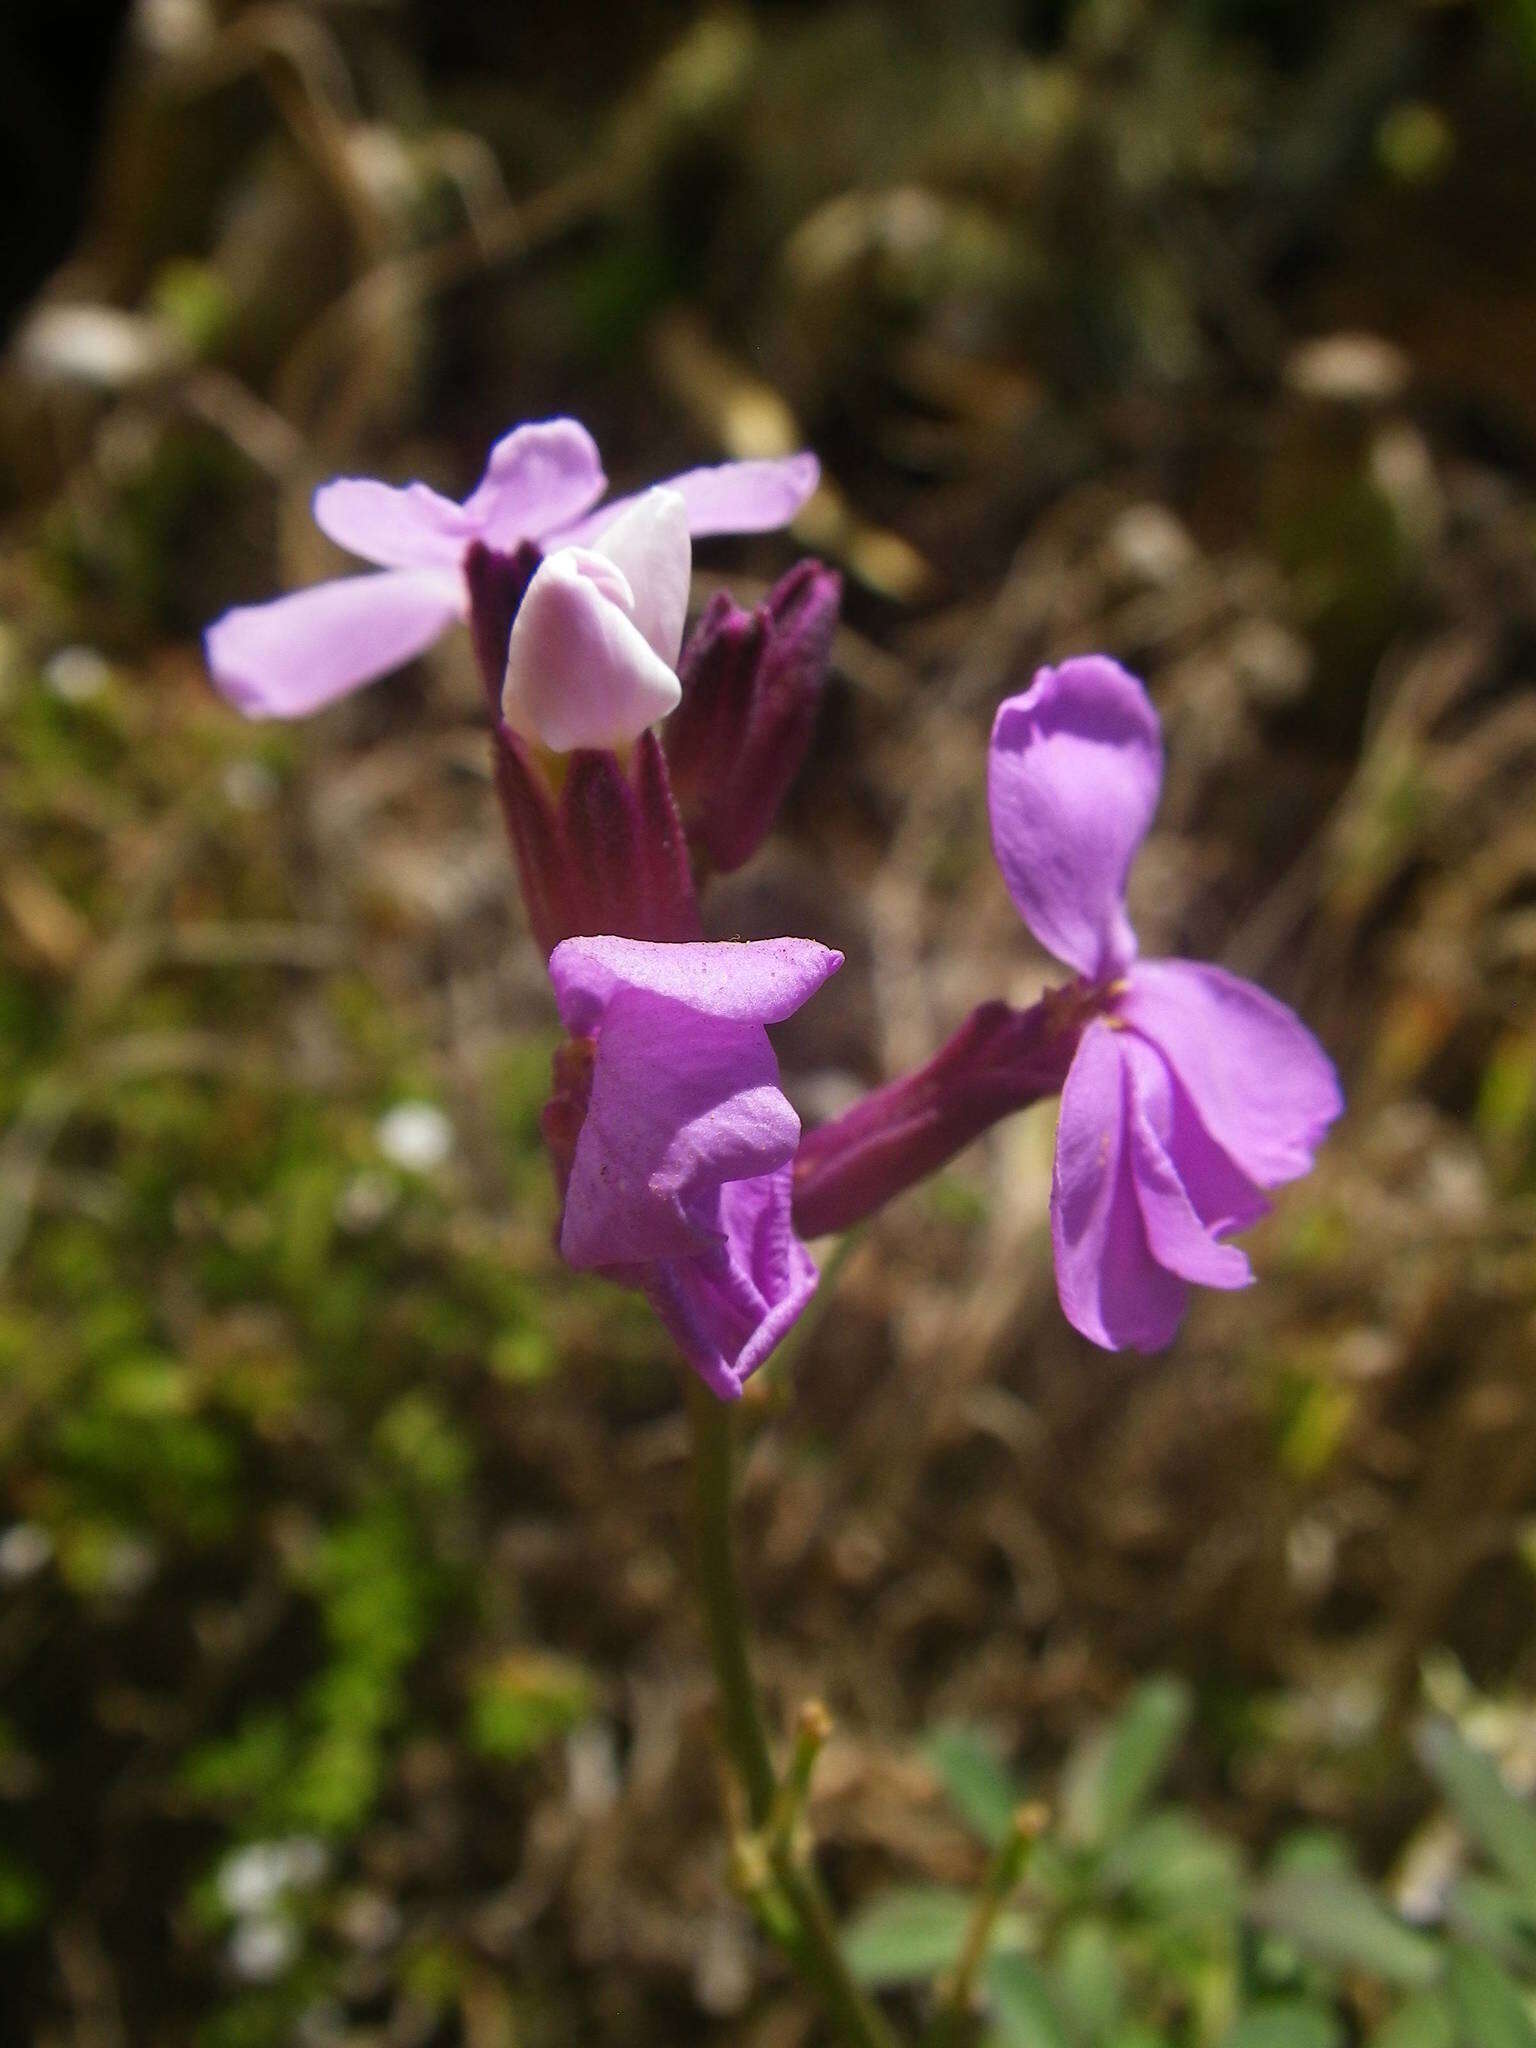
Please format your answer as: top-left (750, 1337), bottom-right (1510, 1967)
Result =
top-left (665, 560), bottom-right (841, 873)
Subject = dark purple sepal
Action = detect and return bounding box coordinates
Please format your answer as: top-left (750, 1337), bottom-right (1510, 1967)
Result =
top-left (491, 727), bottom-right (572, 958)
top-left (631, 730), bottom-right (700, 941)
top-left (665, 559), bottom-right (841, 873)
top-left (540, 1035), bottom-right (595, 1209)
top-left (465, 539), bottom-right (543, 719)
top-left (490, 726), bottom-right (703, 954)
top-left (559, 750), bottom-right (647, 930)
top-left (791, 988), bottom-right (1090, 1239)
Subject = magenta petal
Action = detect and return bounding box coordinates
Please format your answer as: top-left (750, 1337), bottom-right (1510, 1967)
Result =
top-left (204, 570), bottom-right (461, 718)
top-left (642, 1166), bottom-right (818, 1399)
top-left (558, 988), bottom-right (801, 1268)
top-left (555, 453), bottom-right (821, 546)
top-left (989, 656), bottom-right (1163, 979)
top-left (312, 477), bottom-right (472, 570)
top-left (1121, 1028), bottom-right (1267, 1238)
top-left (461, 418), bottom-right (608, 548)
top-left (1051, 1022), bottom-right (1187, 1351)
top-left (1120, 959), bottom-right (1343, 1188)
top-left (549, 936), bottom-right (843, 1038)
top-left (1121, 1036), bottom-right (1253, 1290)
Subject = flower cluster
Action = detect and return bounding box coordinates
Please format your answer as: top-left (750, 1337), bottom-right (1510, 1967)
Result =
top-left (207, 417), bottom-right (1341, 1395)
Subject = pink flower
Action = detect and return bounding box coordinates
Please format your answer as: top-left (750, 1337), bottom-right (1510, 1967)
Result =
top-left (204, 418), bottom-right (818, 732)
top-left (546, 936), bottom-right (842, 1399)
top-left (989, 656), bottom-right (1342, 1351)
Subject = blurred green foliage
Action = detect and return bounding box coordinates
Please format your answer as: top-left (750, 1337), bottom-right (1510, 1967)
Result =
top-left (848, 1688), bottom-right (1536, 2046)
top-left (0, 646), bottom-right (617, 2040)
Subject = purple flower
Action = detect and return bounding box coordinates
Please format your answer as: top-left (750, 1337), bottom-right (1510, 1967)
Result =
top-left (989, 656), bottom-right (1342, 1351)
top-left (204, 418), bottom-right (818, 727)
top-left (547, 935), bottom-right (842, 1399)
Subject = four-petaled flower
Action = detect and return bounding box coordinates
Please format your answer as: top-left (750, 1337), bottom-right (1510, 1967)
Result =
top-left (989, 656), bottom-right (1342, 1351)
top-left (204, 417), bottom-right (818, 734)
top-left (547, 936), bottom-right (843, 1399)
top-left (203, 406), bottom-right (1344, 1375)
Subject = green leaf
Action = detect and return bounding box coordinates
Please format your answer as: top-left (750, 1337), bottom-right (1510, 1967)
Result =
top-left (1416, 1722), bottom-right (1536, 1901)
top-left (1368, 1994), bottom-right (1456, 2048)
top-left (1444, 1946), bottom-right (1536, 2048)
top-left (984, 1952), bottom-right (1075, 2048)
top-left (926, 1724), bottom-right (1026, 1849)
top-left (842, 1887), bottom-right (976, 1985)
top-left (467, 1652), bottom-right (592, 1763)
top-left (1268, 1829), bottom-right (1358, 1880)
top-left (1444, 1874), bottom-right (1536, 1974)
top-left (1223, 2004), bottom-right (1343, 2048)
top-left (1054, 1916), bottom-right (1124, 2039)
top-left (1105, 1808), bottom-right (1245, 1917)
top-left (0, 1851), bottom-right (47, 1935)
top-left (1062, 1678), bottom-right (1192, 1851)
top-left (1247, 1875), bottom-right (1441, 1989)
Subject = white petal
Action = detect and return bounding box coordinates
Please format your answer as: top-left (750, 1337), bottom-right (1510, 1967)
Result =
top-left (502, 553), bottom-right (681, 752)
top-left (591, 487), bottom-right (691, 667)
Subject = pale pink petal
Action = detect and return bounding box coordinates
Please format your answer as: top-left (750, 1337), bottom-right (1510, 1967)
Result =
top-left (1051, 1022), bottom-right (1187, 1351)
top-left (461, 418), bottom-right (608, 547)
top-left (591, 488), bottom-right (691, 665)
top-left (555, 453), bottom-right (820, 545)
top-left (989, 657), bottom-right (1163, 979)
top-left (549, 936), bottom-right (842, 1037)
top-left (501, 552), bottom-right (682, 751)
top-left (1120, 960), bottom-right (1343, 1188)
top-left (204, 570), bottom-right (461, 719)
top-left (312, 477), bottom-right (472, 570)
top-left (1121, 1035), bottom-right (1253, 1290)
top-left (550, 546), bottom-right (634, 610)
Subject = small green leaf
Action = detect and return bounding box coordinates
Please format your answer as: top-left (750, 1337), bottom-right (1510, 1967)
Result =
top-left (1248, 1875), bottom-right (1441, 1989)
top-left (926, 1724), bottom-right (1026, 1849)
top-left (468, 1652), bottom-right (591, 1763)
top-left (1268, 1829), bottom-right (1357, 1879)
top-left (1445, 1874), bottom-right (1536, 1974)
top-left (1416, 1722), bottom-right (1536, 1901)
top-left (1444, 1946), bottom-right (1536, 2048)
top-left (1105, 1808), bottom-right (1244, 1916)
top-left (985, 1952), bottom-right (1075, 2048)
top-left (1223, 2003), bottom-right (1343, 2048)
top-left (842, 1887), bottom-right (975, 1985)
top-left (1062, 1678), bottom-right (1192, 1850)
top-left (1368, 1993), bottom-right (1456, 2048)
top-left (0, 1851), bottom-right (47, 1935)
top-left (1054, 1916), bottom-right (1124, 2039)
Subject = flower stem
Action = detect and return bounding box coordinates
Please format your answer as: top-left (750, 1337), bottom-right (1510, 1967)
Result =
top-left (685, 1375), bottom-right (776, 1826)
top-left (683, 1376), bottom-right (905, 2048)
top-left (923, 1802), bottom-right (1047, 2048)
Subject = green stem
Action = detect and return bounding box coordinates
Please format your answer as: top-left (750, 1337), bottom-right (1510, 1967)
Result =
top-left (923, 1803), bottom-right (1047, 2048)
top-left (685, 1375), bottom-right (777, 1825)
top-left (683, 1376), bottom-right (904, 2048)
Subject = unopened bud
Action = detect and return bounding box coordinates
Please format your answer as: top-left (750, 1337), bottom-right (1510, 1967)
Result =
top-left (666, 560), bottom-right (840, 873)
